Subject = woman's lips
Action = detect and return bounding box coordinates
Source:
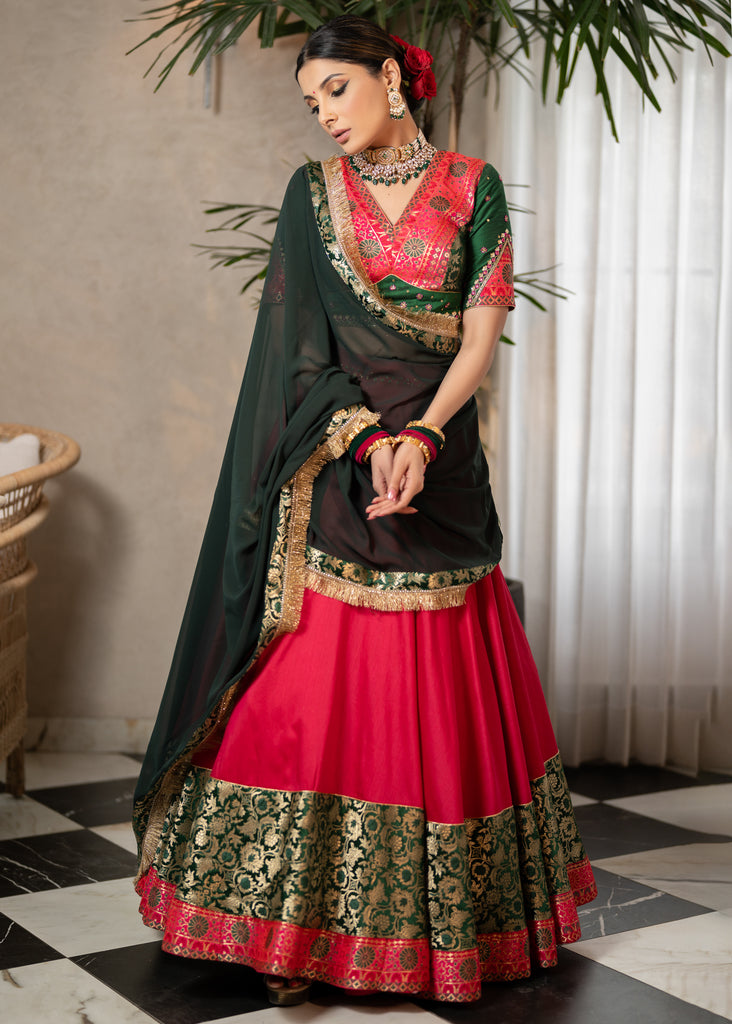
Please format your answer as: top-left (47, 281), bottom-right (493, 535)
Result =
top-left (333, 128), bottom-right (351, 144)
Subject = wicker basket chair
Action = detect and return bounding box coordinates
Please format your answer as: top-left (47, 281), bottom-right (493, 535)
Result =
top-left (0, 424), bottom-right (81, 796)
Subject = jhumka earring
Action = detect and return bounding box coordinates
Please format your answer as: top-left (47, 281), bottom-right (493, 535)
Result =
top-left (387, 87), bottom-right (406, 120)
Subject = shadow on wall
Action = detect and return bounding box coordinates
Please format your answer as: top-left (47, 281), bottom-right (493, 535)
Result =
top-left (23, 469), bottom-right (129, 724)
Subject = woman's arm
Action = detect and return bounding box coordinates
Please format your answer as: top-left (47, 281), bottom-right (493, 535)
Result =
top-left (421, 305), bottom-right (508, 429)
top-left (366, 305), bottom-right (508, 519)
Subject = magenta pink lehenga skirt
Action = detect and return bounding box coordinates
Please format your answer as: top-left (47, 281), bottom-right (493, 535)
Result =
top-left (136, 566), bottom-right (596, 1002)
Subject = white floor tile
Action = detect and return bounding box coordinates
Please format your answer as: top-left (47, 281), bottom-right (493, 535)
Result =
top-left (91, 822), bottom-right (138, 855)
top-left (0, 877), bottom-right (160, 957)
top-left (0, 792), bottom-right (83, 841)
top-left (0, 957), bottom-right (159, 1024)
top-left (212, 1000), bottom-right (443, 1023)
top-left (574, 911), bottom-right (732, 1019)
top-left (0, 752), bottom-right (142, 790)
top-left (568, 791), bottom-right (597, 807)
top-left (607, 783), bottom-right (732, 837)
top-left (595, 842), bottom-right (732, 911)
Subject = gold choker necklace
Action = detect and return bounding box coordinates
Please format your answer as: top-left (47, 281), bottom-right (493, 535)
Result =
top-left (350, 131), bottom-right (436, 186)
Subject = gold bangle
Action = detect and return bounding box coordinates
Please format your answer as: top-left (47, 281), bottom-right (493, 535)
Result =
top-left (343, 418), bottom-right (378, 450)
top-left (406, 419), bottom-right (446, 446)
top-left (362, 436), bottom-right (394, 462)
top-left (394, 434), bottom-right (432, 465)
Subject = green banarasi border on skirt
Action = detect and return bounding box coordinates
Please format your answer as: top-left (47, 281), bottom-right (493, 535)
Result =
top-left (141, 752), bottom-right (592, 952)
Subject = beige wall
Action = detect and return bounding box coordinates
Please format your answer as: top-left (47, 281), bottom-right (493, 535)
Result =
top-left (1, 2), bottom-right (348, 748)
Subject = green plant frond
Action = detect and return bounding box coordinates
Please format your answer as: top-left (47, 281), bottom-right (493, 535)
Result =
top-left (607, 33), bottom-right (663, 107)
top-left (193, 243), bottom-right (270, 263)
top-left (257, 2), bottom-right (279, 45)
top-left (651, 33), bottom-right (681, 79)
top-left (540, 24), bottom-right (556, 99)
top-left (128, 0), bottom-right (337, 84)
top-left (203, 201), bottom-right (280, 228)
top-left (577, 0), bottom-right (607, 50)
top-left (629, 0), bottom-right (653, 55)
top-left (584, 33), bottom-right (620, 135)
top-left (600, 2), bottom-right (618, 55)
top-left (514, 265), bottom-right (574, 303)
top-left (129, 0), bottom-right (731, 144)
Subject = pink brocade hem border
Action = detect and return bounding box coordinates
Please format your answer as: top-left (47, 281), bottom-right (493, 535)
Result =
top-left (136, 858), bottom-right (597, 1003)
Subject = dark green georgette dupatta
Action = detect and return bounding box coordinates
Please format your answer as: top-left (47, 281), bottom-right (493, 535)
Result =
top-left (134, 159), bottom-right (504, 874)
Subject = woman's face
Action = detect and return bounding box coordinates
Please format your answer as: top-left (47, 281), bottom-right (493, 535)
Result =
top-left (297, 58), bottom-right (402, 154)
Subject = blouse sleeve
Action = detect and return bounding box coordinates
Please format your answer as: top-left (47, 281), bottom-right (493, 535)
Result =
top-left (462, 163), bottom-right (515, 311)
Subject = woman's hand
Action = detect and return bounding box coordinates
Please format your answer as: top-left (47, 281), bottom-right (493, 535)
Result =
top-left (366, 442), bottom-right (424, 519)
top-left (369, 443), bottom-right (393, 499)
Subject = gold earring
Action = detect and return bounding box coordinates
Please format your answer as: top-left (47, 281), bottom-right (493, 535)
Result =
top-left (388, 87), bottom-right (406, 120)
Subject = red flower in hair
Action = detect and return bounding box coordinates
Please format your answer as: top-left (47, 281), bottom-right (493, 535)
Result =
top-left (391, 35), bottom-right (437, 101)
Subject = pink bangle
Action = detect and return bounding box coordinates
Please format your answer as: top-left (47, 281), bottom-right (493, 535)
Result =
top-left (399, 429), bottom-right (437, 462)
top-left (354, 430), bottom-right (391, 464)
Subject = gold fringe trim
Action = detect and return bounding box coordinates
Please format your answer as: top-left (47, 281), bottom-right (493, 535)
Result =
top-left (277, 407), bottom-right (378, 635)
top-left (321, 157), bottom-right (461, 344)
top-left (137, 759), bottom-right (189, 881)
top-left (304, 567), bottom-right (470, 612)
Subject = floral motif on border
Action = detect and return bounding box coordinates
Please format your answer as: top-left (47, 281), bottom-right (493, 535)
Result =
top-left (303, 544), bottom-right (495, 612)
top-left (136, 751), bottom-right (596, 1000)
top-left (138, 865), bottom-right (592, 1001)
top-left (307, 160), bottom-right (460, 355)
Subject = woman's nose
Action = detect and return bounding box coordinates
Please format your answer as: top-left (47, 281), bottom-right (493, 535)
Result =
top-left (319, 104), bottom-right (335, 129)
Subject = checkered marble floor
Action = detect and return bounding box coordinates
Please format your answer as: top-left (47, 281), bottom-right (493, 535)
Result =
top-left (1, 753), bottom-right (731, 1024)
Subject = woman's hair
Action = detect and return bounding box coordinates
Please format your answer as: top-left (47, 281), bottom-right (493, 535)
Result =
top-left (295, 15), bottom-right (421, 112)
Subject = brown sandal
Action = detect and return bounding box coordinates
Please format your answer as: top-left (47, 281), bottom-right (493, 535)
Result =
top-left (265, 975), bottom-right (311, 1006)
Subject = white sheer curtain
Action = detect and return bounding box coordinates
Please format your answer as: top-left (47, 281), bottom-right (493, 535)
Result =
top-left (485, 45), bottom-right (731, 772)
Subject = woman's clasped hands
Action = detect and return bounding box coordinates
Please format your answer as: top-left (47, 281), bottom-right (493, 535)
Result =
top-left (365, 439), bottom-right (425, 519)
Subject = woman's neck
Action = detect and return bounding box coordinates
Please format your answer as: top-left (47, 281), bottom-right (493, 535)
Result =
top-left (364, 115), bottom-right (420, 152)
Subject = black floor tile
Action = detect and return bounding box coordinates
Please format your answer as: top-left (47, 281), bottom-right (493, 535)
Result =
top-left (577, 866), bottom-right (713, 940)
top-left (74, 941), bottom-right (270, 1024)
top-left (423, 947), bottom-right (730, 1024)
top-left (27, 778), bottom-right (137, 828)
top-left (573, 803), bottom-right (730, 861)
top-left (0, 912), bottom-right (64, 970)
top-left (564, 762), bottom-right (731, 802)
top-left (0, 830), bottom-right (137, 897)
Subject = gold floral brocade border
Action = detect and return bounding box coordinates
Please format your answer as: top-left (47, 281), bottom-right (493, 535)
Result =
top-left (304, 545), bottom-right (496, 612)
top-left (140, 752), bottom-right (595, 950)
top-left (137, 751), bottom-right (596, 1000)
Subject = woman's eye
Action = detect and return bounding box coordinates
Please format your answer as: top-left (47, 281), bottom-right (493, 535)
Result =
top-left (332, 83), bottom-right (347, 97)
top-left (310, 105), bottom-right (319, 116)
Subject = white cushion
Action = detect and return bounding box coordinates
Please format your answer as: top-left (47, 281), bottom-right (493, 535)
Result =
top-left (0, 433), bottom-right (41, 477)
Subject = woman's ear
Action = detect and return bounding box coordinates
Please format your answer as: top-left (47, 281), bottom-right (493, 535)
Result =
top-left (381, 57), bottom-right (402, 92)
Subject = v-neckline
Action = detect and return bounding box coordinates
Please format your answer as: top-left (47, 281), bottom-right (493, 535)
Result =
top-left (348, 153), bottom-right (441, 234)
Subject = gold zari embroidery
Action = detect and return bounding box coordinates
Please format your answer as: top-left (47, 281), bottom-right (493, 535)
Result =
top-left (305, 567), bottom-right (470, 611)
top-left (303, 545), bottom-right (495, 611)
top-left (145, 752), bottom-right (591, 951)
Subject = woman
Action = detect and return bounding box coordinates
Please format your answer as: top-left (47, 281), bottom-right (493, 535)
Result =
top-left (134, 15), bottom-right (596, 1006)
